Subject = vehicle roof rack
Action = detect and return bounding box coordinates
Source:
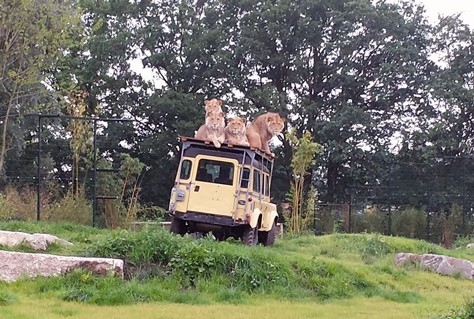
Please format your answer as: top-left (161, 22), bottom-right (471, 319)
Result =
top-left (179, 136), bottom-right (274, 161)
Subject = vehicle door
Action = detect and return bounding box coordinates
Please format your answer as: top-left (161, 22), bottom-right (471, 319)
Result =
top-left (187, 155), bottom-right (237, 217)
top-left (172, 158), bottom-right (193, 213)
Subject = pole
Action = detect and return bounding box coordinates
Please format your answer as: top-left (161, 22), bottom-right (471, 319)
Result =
top-left (92, 119), bottom-right (97, 227)
top-left (387, 165), bottom-right (392, 235)
top-left (36, 115), bottom-right (42, 221)
top-left (348, 189), bottom-right (352, 233)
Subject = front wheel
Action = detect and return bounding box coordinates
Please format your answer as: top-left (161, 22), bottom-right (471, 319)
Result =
top-left (170, 216), bottom-right (187, 236)
top-left (241, 225), bottom-right (257, 246)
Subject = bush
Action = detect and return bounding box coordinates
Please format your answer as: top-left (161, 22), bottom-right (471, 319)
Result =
top-left (432, 298), bottom-right (474, 319)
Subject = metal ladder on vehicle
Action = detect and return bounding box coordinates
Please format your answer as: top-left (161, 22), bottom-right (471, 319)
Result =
top-left (233, 149), bottom-right (251, 220)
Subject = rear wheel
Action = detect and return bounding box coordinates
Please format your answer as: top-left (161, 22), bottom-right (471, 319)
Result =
top-left (241, 225), bottom-right (257, 246)
top-left (170, 216), bottom-right (187, 235)
top-left (260, 221), bottom-right (277, 246)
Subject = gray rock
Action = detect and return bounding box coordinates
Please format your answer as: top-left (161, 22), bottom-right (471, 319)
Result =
top-left (395, 252), bottom-right (474, 279)
top-left (421, 254), bottom-right (474, 279)
top-left (0, 230), bottom-right (73, 250)
top-left (0, 250), bottom-right (123, 282)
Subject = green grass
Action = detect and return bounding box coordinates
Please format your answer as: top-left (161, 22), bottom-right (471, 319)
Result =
top-left (0, 220), bottom-right (473, 318)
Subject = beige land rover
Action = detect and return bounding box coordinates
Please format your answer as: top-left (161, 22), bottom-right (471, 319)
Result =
top-left (168, 137), bottom-right (279, 246)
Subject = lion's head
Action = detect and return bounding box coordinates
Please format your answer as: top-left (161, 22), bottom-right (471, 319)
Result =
top-left (205, 111), bottom-right (225, 130)
top-left (204, 99), bottom-right (223, 115)
top-left (225, 117), bottom-right (246, 135)
top-left (266, 114), bottom-right (285, 136)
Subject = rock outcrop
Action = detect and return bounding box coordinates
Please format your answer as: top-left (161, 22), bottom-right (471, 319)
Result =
top-left (0, 250), bottom-right (123, 282)
top-left (0, 230), bottom-right (73, 250)
top-left (395, 252), bottom-right (474, 279)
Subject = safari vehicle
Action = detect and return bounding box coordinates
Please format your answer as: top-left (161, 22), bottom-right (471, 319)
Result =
top-left (168, 137), bottom-right (279, 246)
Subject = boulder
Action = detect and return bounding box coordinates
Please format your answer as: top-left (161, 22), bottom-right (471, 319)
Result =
top-left (0, 230), bottom-right (73, 250)
top-left (420, 254), bottom-right (474, 279)
top-left (0, 250), bottom-right (123, 282)
top-left (395, 252), bottom-right (474, 279)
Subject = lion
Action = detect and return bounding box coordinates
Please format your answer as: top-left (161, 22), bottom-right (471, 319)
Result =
top-left (246, 112), bottom-right (285, 156)
top-left (204, 99), bottom-right (223, 116)
top-left (194, 110), bottom-right (225, 148)
top-left (224, 117), bottom-right (249, 147)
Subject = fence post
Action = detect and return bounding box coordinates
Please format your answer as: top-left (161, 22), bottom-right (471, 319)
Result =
top-left (92, 119), bottom-right (97, 227)
top-left (387, 165), bottom-right (392, 235)
top-left (36, 114), bottom-right (42, 221)
top-left (348, 189), bottom-right (352, 233)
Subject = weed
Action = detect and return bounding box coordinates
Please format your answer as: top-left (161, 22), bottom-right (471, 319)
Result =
top-left (380, 290), bottom-right (421, 303)
top-left (169, 242), bottom-right (215, 288)
top-left (0, 288), bottom-right (16, 305)
top-left (359, 233), bottom-right (393, 263)
top-left (431, 298), bottom-right (474, 319)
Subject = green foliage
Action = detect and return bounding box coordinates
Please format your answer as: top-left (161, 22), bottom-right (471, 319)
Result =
top-left (358, 233), bottom-right (393, 264)
top-left (87, 228), bottom-right (182, 266)
top-left (432, 298), bottom-right (474, 319)
top-left (0, 0), bottom-right (82, 175)
top-left (169, 242), bottom-right (215, 288)
top-left (93, 154), bottom-right (146, 228)
top-left (0, 185), bottom-right (37, 220)
top-left (287, 130), bottom-right (322, 177)
top-left (55, 225), bottom-right (453, 303)
top-left (45, 188), bottom-right (92, 225)
top-left (0, 287), bottom-right (16, 305)
top-left (3, 221), bottom-right (474, 318)
top-left (392, 208), bottom-right (427, 239)
top-left (286, 130), bottom-right (322, 233)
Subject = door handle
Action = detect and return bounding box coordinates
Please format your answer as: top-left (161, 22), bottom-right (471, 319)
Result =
top-left (194, 185), bottom-right (200, 192)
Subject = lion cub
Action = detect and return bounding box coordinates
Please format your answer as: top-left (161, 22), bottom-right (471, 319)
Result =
top-left (246, 112), bottom-right (285, 156)
top-left (224, 117), bottom-right (249, 147)
top-left (195, 110), bottom-right (225, 148)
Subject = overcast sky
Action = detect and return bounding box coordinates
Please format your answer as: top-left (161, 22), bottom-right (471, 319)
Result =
top-left (415, 0), bottom-right (474, 26)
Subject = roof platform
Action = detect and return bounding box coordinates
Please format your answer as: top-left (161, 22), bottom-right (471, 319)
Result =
top-left (179, 136), bottom-right (275, 162)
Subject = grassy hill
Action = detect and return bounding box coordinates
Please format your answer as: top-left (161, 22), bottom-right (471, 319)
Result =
top-left (0, 220), bottom-right (473, 319)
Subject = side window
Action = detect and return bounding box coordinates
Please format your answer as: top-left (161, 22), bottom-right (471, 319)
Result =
top-left (264, 174), bottom-right (270, 196)
top-left (253, 170), bottom-right (261, 193)
top-left (179, 160), bottom-right (192, 180)
top-left (240, 168), bottom-right (250, 188)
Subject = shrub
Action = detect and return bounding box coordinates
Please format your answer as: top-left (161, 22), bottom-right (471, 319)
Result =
top-left (432, 298), bottom-right (474, 319)
top-left (358, 233), bottom-right (393, 264)
top-left (45, 188), bottom-right (92, 225)
top-left (0, 288), bottom-right (16, 305)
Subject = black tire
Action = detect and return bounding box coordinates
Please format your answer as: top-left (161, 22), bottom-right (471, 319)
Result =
top-left (241, 225), bottom-right (257, 246)
top-left (212, 231), bottom-right (227, 241)
top-left (261, 221), bottom-right (277, 246)
top-left (170, 216), bottom-right (187, 235)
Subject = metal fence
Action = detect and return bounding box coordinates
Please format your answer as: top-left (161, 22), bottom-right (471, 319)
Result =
top-left (1, 114), bottom-right (135, 226)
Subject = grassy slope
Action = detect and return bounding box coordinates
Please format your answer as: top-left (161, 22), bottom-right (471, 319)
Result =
top-left (0, 221), bottom-right (473, 319)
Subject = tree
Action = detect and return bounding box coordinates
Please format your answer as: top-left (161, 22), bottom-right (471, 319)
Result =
top-left (56, 0), bottom-right (456, 217)
top-left (287, 130), bottom-right (322, 233)
top-left (0, 0), bottom-right (81, 177)
top-left (222, 0), bottom-right (436, 203)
